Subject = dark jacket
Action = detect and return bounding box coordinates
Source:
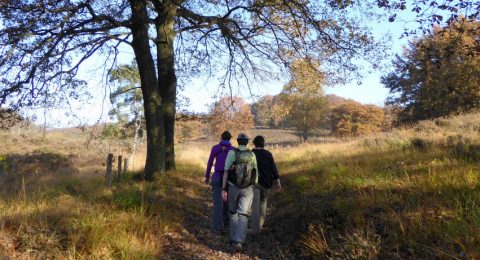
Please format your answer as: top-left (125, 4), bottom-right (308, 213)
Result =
top-left (252, 148), bottom-right (279, 189)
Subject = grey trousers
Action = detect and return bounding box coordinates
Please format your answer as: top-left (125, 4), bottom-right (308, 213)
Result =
top-left (251, 185), bottom-right (270, 234)
top-left (228, 184), bottom-right (254, 243)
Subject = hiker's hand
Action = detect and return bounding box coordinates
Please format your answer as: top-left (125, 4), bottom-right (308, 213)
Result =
top-left (204, 176), bottom-right (210, 184)
top-left (274, 180), bottom-right (282, 192)
top-left (222, 191), bottom-right (228, 201)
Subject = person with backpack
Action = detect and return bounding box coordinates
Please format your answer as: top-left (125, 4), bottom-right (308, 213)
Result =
top-left (205, 131), bottom-right (234, 234)
top-left (250, 135), bottom-right (281, 234)
top-left (221, 133), bottom-right (258, 252)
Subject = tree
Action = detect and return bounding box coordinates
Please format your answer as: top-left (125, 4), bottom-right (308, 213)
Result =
top-left (208, 96), bottom-right (253, 139)
top-left (330, 100), bottom-right (385, 137)
top-left (251, 95), bottom-right (275, 127)
top-left (0, 108), bottom-right (27, 131)
top-left (251, 95), bottom-right (288, 128)
top-left (0, 0), bottom-right (407, 180)
top-left (382, 18), bottom-right (480, 123)
top-left (377, 0), bottom-right (480, 36)
top-left (282, 58), bottom-right (327, 141)
top-left (108, 63), bottom-right (145, 163)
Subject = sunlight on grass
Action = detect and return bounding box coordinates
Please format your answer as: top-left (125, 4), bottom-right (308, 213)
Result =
top-left (1, 112), bottom-right (480, 258)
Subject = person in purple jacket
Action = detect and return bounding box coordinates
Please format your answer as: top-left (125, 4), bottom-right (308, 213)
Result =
top-left (205, 131), bottom-right (234, 234)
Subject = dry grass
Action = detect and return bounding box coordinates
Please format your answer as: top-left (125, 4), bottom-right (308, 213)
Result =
top-left (272, 112), bottom-right (480, 258)
top-left (0, 127), bottom-right (200, 258)
top-left (1, 112), bottom-right (480, 258)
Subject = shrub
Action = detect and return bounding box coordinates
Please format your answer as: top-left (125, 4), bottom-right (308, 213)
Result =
top-left (411, 137), bottom-right (431, 151)
top-left (446, 135), bottom-right (480, 162)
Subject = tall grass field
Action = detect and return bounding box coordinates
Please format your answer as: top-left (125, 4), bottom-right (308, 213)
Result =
top-left (1, 113), bottom-right (479, 258)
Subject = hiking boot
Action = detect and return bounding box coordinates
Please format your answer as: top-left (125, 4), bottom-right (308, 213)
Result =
top-left (234, 242), bottom-right (242, 253)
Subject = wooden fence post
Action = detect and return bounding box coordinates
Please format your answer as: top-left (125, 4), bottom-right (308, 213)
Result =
top-left (117, 155), bottom-right (123, 180)
top-left (123, 158), bottom-right (129, 176)
top-left (105, 153), bottom-right (113, 188)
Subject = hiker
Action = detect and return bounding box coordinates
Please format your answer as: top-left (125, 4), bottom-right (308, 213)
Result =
top-left (222, 133), bottom-right (258, 252)
top-left (205, 131), bottom-right (234, 234)
top-left (250, 135), bottom-right (281, 234)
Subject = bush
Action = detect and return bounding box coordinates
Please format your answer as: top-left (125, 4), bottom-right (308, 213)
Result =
top-left (446, 135), bottom-right (480, 162)
top-left (410, 138), bottom-right (431, 151)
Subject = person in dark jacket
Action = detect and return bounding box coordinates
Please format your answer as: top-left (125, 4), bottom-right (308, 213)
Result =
top-left (205, 131), bottom-right (234, 234)
top-left (250, 135), bottom-right (281, 234)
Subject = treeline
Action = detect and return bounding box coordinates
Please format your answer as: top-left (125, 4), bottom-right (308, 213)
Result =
top-left (194, 94), bottom-right (390, 140)
top-left (251, 94), bottom-right (391, 138)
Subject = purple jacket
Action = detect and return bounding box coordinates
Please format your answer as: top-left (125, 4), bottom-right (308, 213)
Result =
top-left (205, 140), bottom-right (234, 180)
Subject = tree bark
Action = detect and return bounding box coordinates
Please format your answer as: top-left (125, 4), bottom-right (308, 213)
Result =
top-left (156, 5), bottom-right (177, 171)
top-left (129, 0), bottom-right (165, 180)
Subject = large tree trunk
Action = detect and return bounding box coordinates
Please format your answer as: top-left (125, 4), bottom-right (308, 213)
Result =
top-left (156, 5), bottom-right (177, 171)
top-left (130, 0), bottom-right (165, 180)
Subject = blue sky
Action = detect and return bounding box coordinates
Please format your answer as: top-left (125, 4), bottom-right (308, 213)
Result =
top-left (182, 18), bottom-right (411, 112)
top-left (36, 10), bottom-right (415, 128)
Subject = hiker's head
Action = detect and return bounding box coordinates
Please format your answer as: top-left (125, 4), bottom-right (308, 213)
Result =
top-left (253, 135), bottom-right (265, 148)
top-left (221, 131), bottom-right (232, 141)
top-left (236, 133), bottom-right (249, 146)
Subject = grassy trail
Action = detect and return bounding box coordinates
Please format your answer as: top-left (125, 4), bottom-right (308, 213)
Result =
top-left (157, 164), bottom-right (288, 259)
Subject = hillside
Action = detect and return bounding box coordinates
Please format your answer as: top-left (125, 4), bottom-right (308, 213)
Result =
top-left (0, 112), bottom-right (480, 258)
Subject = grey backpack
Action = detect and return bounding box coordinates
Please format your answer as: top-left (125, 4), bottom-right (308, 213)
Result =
top-left (228, 148), bottom-right (256, 188)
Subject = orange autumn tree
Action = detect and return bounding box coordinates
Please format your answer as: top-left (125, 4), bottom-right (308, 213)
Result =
top-left (282, 58), bottom-right (328, 141)
top-left (330, 101), bottom-right (385, 137)
top-left (208, 96), bottom-right (254, 139)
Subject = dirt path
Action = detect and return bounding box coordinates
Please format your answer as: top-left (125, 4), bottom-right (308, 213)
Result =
top-left (161, 183), bottom-right (290, 259)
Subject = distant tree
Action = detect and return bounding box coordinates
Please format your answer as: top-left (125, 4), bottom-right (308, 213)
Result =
top-left (382, 18), bottom-right (480, 123)
top-left (251, 95), bottom-right (289, 128)
top-left (282, 58), bottom-right (327, 141)
top-left (330, 101), bottom-right (385, 137)
top-left (252, 95), bottom-right (274, 127)
top-left (108, 63), bottom-right (145, 163)
top-left (175, 118), bottom-right (206, 143)
top-left (0, 108), bottom-right (28, 131)
top-left (270, 95), bottom-right (291, 128)
top-left (381, 105), bottom-right (397, 131)
top-left (208, 96), bottom-right (254, 139)
top-left (325, 94), bottom-right (352, 109)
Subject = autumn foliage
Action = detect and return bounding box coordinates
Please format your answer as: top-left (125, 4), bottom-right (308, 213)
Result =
top-left (383, 18), bottom-right (480, 123)
top-left (330, 101), bottom-right (385, 137)
top-left (208, 96), bottom-right (254, 138)
top-left (282, 58), bottom-right (327, 140)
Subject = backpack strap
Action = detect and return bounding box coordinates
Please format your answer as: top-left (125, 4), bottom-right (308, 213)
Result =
top-left (232, 148), bottom-right (239, 164)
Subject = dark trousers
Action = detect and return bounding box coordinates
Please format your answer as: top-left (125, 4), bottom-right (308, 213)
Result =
top-left (211, 176), bottom-right (229, 231)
